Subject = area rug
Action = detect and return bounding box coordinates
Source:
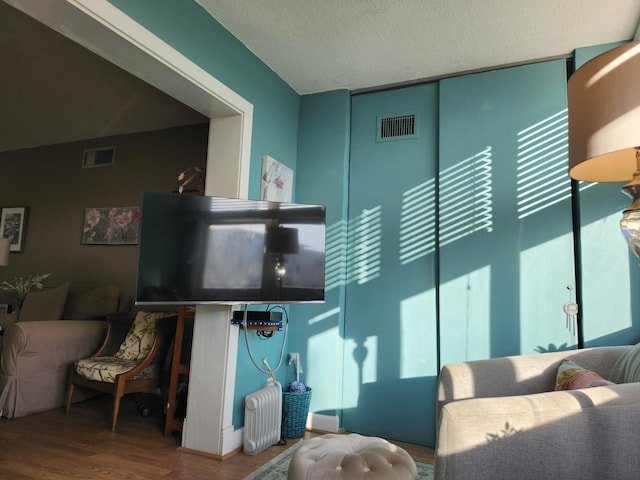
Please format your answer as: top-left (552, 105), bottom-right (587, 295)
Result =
top-left (244, 441), bottom-right (434, 479)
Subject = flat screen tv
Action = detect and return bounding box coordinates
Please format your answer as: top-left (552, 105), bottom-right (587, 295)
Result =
top-left (135, 192), bottom-right (326, 305)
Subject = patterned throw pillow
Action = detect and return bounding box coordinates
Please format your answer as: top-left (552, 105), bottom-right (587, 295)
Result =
top-left (114, 311), bottom-right (170, 361)
top-left (555, 358), bottom-right (615, 391)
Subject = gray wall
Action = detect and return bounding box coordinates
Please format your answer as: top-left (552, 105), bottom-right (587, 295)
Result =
top-left (0, 123), bottom-right (209, 304)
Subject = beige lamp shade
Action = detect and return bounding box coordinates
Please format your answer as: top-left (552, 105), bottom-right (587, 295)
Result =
top-left (0, 238), bottom-right (10, 266)
top-left (568, 40), bottom-right (640, 182)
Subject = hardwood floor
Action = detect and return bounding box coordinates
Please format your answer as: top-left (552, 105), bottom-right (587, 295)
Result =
top-left (0, 394), bottom-right (434, 479)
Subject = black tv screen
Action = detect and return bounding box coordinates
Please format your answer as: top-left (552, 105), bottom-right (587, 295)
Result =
top-left (135, 192), bottom-right (326, 305)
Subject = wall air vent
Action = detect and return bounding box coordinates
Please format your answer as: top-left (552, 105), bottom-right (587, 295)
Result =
top-left (377, 112), bottom-right (418, 142)
top-left (82, 146), bottom-right (115, 168)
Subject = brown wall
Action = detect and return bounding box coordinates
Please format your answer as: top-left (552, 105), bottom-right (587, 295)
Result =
top-left (0, 123), bottom-right (209, 303)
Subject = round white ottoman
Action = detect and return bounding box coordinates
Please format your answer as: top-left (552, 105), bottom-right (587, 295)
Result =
top-left (287, 433), bottom-right (418, 480)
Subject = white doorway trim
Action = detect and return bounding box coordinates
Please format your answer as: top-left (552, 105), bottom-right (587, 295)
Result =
top-left (5, 0), bottom-right (252, 457)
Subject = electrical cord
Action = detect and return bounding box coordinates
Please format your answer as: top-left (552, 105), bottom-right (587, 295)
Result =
top-left (242, 304), bottom-right (289, 377)
top-left (257, 330), bottom-right (274, 339)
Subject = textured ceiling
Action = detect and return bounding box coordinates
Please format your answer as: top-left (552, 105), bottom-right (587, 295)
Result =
top-left (197, 0), bottom-right (640, 95)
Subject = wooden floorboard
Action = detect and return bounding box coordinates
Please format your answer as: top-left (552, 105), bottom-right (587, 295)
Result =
top-left (0, 394), bottom-right (434, 479)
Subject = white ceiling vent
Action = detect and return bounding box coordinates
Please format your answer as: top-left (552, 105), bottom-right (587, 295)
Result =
top-left (82, 146), bottom-right (115, 168)
top-left (377, 113), bottom-right (418, 142)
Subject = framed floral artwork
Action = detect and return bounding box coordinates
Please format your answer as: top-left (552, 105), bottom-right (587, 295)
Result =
top-left (0, 207), bottom-right (28, 253)
top-left (260, 155), bottom-right (293, 202)
top-left (82, 206), bottom-right (140, 245)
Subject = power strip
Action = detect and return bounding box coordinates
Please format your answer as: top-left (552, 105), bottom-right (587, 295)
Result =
top-left (231, 310), bottom-right (283, 330)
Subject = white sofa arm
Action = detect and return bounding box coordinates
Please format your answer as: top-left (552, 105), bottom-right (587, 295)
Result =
top-left (435, 382), bottom-right (640, 480)
top-left (437, 346), bottom-right (629, 411)
top-left (0, 320), bottom-right (106, 418)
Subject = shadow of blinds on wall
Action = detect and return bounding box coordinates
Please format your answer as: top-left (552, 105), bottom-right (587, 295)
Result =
top-left (346, 206), bottom-right (383, 286)
top-left (517, 109), bottom-right (571, 219)
top-left (439, 147), bottom-right (494, 248)
top-left (325, 219), bottom-right (348, 292)
top-left (399, 180), bottom-right (436, 264)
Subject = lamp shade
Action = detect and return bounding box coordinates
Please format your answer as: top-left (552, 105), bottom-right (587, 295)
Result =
top-left (265, 226), bottom-right (299, 254)
top-left (0, 238), bottom-right (10, 266)
top-left (568, 40), bottom-right (640, 182)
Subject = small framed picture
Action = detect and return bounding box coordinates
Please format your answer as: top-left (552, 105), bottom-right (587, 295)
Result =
top-left (260, 155), bottom-right (293, 202)
top-left (82, 206), bottom-right (141, 245)
top-left (0, 207), bottom-right (28, 253)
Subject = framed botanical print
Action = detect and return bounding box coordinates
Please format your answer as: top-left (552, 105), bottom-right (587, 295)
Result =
top-left (0, 207), bottom-right (28, 253)
top-left (260, 155), bottom-right (293, 202)
top-left (82, 206), bottom-right (141, 245)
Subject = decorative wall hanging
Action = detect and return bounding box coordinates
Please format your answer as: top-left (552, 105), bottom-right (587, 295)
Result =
top-left (0, 207), bottom-right (28, 252)
top-left (260, 155), bottom-right (293, 202)
top-left (82, 206), bottom-right (140, 245)
top-left (563, 285), bottom-right (578, 337)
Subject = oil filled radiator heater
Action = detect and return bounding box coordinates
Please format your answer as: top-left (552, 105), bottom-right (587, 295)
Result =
top-left (243, 380), bottom-right (282, 455)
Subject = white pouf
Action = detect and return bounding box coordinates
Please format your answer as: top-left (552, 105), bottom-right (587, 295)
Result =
top-left (288, 433), bottom-right (418, 480)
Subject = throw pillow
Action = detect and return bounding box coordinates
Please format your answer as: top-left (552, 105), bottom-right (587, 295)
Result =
top-left (555, 358), bottom-right (614, 391)
top-left (18, 282), bottom-right (70, 322)
top-left (114, 311), bottom-right (171, 361)
top-left (62, 285), bottom-right (120, 319)
top-left (609, 343), bottom-right (640, 384)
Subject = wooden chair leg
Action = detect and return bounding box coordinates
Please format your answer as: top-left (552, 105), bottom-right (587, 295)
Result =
top-left (65, 383), bottom-right (75, 415)
top-left (112, 379), bottom-right (127, 432)
top-left (112, 393), bottom-right (122, 432)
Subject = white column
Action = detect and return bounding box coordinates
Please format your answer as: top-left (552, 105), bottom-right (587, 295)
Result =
top-left (181, 113), bottom-right (251, 457)
top-left (182, 305), bottom-right (243, 456)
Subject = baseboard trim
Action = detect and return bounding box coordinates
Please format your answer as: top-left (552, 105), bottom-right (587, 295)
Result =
top-left (306, 413), bottom-right (340, 433)
top-left (177, 445), bottom-right (241, 461)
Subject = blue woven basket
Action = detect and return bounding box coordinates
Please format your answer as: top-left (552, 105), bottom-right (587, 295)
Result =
top-left (282, 384), bottom-right (312, 438)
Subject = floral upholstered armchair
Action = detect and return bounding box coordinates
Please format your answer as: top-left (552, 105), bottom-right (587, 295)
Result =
top-left (65, 311), bottom-right (177, 431)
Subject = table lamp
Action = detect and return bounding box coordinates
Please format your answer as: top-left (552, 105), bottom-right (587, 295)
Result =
top-left (265, 226), bottom-right (299, 281)
top-left (0, 238), bottom-right (10, 266)
top-left (568, 40), bottom-right (640, 256)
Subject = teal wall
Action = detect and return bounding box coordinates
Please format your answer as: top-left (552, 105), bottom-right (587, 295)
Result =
top-left (296, 56), bottom-right (640, 446)
top-left (344, 83), bottom-right (439, 446)
top-left (107, 0), bottom-right (300, 429)
top-left (108, 0), bottom-right (300, 198)
top-left (572, 42), bottom-right (640, 347)
top-left (439, 60), bottom-right (575, 363)
top-left (288, 90), bottom-right (351, 418)
top-left (574, 41), bottom-right (627, 69)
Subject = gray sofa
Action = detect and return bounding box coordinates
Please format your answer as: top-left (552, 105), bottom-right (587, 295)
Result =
top-left (435, 345), bottom-right (640, 480)
top-left (0, 284), bottom-right (125, 418)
